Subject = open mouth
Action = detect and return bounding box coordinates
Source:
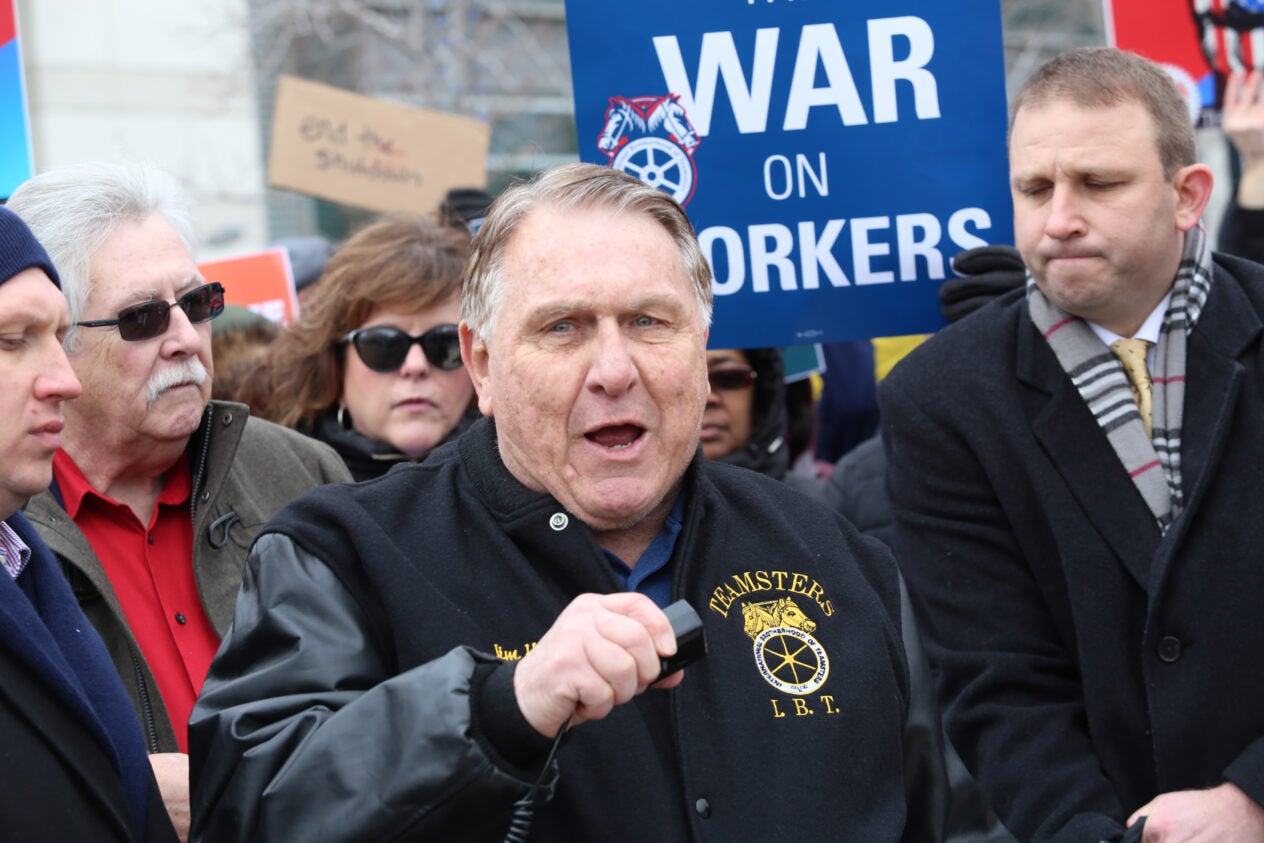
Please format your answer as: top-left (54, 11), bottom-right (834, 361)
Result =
top-left (586, 424), bottom-right (645, 451)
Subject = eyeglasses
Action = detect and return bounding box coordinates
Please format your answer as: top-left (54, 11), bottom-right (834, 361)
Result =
top-left (76, 282), bottom-right (226, 342)
top-left (341, 323), bottom-right (463, 373)
top-left (708, 365), bottom-right (757, 391)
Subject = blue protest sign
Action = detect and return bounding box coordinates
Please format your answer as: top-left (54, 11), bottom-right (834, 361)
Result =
top-left (565, 0), bottom-right (1013, 349)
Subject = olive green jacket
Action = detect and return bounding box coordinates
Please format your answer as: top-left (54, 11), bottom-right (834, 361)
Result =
top-left (24, 400), bottom-right (352, 752)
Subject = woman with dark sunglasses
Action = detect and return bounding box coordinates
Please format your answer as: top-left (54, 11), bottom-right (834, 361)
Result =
top-left (701, 347), bottom-right (813, 486)
top-left (242, 216), bottom-right (478, 481)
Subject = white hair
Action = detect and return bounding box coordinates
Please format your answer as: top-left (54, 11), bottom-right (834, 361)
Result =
top-left (7, 161), bottom-right (197, 350)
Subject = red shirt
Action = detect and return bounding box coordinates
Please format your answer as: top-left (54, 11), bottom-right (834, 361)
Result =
top-left (53, 449), bottom-right (221, 752)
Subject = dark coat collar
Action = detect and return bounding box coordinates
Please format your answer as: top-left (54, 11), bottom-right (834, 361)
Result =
top-left (1014, 256), bottom-right (1264, 589)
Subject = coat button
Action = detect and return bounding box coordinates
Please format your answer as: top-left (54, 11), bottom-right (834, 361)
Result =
top-left (694, 798), bottom-right (711, 818)
top-left (222, 412), bottom-right (234, 426)
top-left (201, 490), bottom-right (211, 502)
top-left (1157, 636), bottom-right (1183, 663)
top-left (175, 613), bottom-right (187, 625)
top-left (548, 513), bottom-right (568, 531)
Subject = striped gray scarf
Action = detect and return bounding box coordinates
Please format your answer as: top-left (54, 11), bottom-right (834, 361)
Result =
top-left (1026, 225), bottom-right (1212, 531)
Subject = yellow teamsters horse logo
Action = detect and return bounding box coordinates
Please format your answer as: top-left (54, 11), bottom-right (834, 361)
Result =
top-left (742, 598), bottom-right (830, 695)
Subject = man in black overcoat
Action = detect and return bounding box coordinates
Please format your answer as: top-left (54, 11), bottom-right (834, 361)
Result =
top-left (0, 204), bottom-right (177, 842)
top-left (883, 46), bottom-right (1264, 843)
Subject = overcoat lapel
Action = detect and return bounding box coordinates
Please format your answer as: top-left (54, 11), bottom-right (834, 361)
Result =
top-left (0, 641), bottom-right (136, 838)
top-left (1151, 267), bottom-right (1261, 596)
top-left (1017, 316), bottom-right (1160, 588)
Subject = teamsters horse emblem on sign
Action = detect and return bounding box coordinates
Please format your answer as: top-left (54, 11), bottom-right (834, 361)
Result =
top-left (596, 94), bottom-right (701, 206)
top-left (742, 598), bottom-right (830, 695)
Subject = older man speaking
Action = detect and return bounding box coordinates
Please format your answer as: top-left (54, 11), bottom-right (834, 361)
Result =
top-left (190, 164), bottom-right (910, 842)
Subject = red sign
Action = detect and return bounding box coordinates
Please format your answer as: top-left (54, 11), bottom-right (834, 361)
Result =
top-left (1106, 0), bottom-right (1262, 126)
top-left (199, 248), bottom-right (299, 325)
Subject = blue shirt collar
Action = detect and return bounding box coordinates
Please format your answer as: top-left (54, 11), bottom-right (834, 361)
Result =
top-left (602, 492), bottom-right (686, 608)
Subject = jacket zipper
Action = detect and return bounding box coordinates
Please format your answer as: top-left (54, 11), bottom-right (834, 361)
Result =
top-left (127, 640), bottom-right (160, 753)
top-left (190, 404), bottom-right (213, 525)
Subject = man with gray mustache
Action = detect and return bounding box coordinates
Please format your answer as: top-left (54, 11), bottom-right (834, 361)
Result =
top-left (7, 161), bottom-right (351, 842)
top-left (145, 359), bottom-right (208, 407)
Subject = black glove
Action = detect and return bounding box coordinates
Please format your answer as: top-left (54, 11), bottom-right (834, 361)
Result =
top-left (1115, 816), bottom-right (1145, 843)
top-left (940, 245), bottom-right (1026, 323)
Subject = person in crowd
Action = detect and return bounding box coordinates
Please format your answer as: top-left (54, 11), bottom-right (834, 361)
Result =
top-left (7, 161), bottom-right (352, 840)
top-left (1218, 68), bottom-right (1264, 263)
top-left (273, 234), bottom-right (332, 307)
top-left (0, 203), bottom-right (178, 842)
top-left (783, 375), bottom-right (817, 471)
top-left (813, 338), bottom-right (879, 464)
top-left (882, 46), bottom-right (1264, 842)
top-left (703, 346), bottom-right (826, 495)
top-left (210, 304), bottom-right (277, 408)
top-left (245, 214), bottom-right (477, 481)
top-left (439, 186), bottom-right (497, 236)
top-left (701, 347), bottom-right (801, 478)
top-left (189, 163), bottom-right (911, 842)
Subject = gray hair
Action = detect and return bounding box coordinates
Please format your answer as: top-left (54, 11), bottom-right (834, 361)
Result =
top-left (7, 161), bottom-right (197, 350)
top-left (460, 162), bottom-right (713, 340)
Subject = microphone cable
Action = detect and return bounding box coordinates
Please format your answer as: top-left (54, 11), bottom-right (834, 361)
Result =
top-left (502, 725), bottom-right (568, 843)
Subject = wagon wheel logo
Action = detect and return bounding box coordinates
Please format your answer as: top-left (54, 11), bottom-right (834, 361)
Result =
top-left (596, 94), bottom-right (700, 206)
top-left (612, 138), bottom-right (694, 205)
top-left (753, 626), bottom-right (830, 695)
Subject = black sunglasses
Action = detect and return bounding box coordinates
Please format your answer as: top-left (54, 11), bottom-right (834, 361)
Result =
top-left (708, 365), bottom-right (757, 391)
top-left (76, 282), bottom-right (226, 342)
top-left (342, 323), bottom-right (463, 373)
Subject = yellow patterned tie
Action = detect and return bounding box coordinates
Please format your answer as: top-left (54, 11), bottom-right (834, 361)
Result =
top-left (1111, 338), bottom-right (1154, 437)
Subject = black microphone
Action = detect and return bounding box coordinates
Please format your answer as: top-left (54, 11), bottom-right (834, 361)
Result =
top-left (657, 600), bottom-right (707, 681)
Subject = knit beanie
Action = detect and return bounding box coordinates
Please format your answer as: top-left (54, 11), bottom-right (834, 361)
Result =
top-left (439, 187), bottom-right (495, 235)
top-left (0, 204), bottom-right (60, 288)
top-left (275, 235), bottom-right (332, 292)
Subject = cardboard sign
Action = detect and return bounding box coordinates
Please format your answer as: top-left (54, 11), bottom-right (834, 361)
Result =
top-left (565, 0), bottom-right (1012, 349)
top-left (0, 0), bottom-right (33, 199)
top-left (199, 247), bottom-right (299, 325)
top-left (1105, 0), bottom-right (1220, 126)
top-left (269, 75), bottom-right (491, 216)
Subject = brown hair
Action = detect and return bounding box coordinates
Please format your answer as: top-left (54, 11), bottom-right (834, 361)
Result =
top-left (251, 214), bottom-right (471, 429)
top-left (1010, 46), bottom-right (1195, 178)
top-left (212, 316), bottom-right (278, 408)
